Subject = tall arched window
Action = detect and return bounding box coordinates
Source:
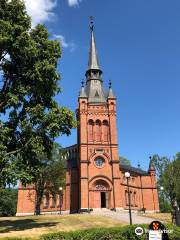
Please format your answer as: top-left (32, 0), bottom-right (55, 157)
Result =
top-left (133, 192), bottom-right (137, 206)
top-left (44, 193), bottom-right (49, 209)
top-left (102, 120), bottom-right (109, 142)
top-left (125, 190), bottom-right (128, 206)
top-left (88, 120), bottom-right (94, 142)
top-left (95, 120), bottom-right (101, 142)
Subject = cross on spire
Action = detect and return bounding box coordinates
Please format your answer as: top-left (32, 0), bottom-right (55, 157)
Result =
top-left (89, 16), bottom-right (94, 31)
top-left (109, 79), bottom-right (112, 88)
top-left (81, 78), bottom-right (84, 88)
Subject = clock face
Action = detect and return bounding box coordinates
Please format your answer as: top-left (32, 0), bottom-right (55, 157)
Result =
top-left (95, 157), bottom-right (105, 167)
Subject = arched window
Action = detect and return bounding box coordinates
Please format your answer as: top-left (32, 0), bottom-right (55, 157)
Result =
top-left (44, 193), bottom-right (49, 209)
top-left (102, 120), bottom-right (109, 141)
top-left (88, 119), bottom-right (94, 142)
top-left (51, 195), bottom-right (56, 208)
top-left (133, 192), bottom-right (137, 206)
top-left (130, 191), bottom-right (133, 206)
top-left (95, 120), bottom-right (101, 142)
top-left (125, 190), bottom-right (128, 206)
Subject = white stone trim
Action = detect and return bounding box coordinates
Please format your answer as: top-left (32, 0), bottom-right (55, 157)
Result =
top-left (16, 212), bottom-right (34, 216)
top-left (16, 210), bottom-right (70, 216)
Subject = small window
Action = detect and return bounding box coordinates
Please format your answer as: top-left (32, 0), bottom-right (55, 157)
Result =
top-left (95, 157), bottom-right (105, 167)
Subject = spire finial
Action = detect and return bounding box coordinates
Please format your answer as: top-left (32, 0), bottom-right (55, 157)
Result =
top-left (81, 78), bottom-right (84, 88)
top-left (89, 16), bottom-right (94, 31)
top-left (109, 79), bottom-right (112, 88)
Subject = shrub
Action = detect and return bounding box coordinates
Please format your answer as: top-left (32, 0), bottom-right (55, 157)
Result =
top-left (41, 224), bottom-right (180, 240)
top-left (0, 188), bottom-right (18, 217)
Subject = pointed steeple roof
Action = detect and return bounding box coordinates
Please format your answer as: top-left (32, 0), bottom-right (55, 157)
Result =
top-left (108, 80), bottom-right (116, 99)
top-left (79, 79), bottom-right (87, 98)
top-left (88, 29), bottom-right (100, 71)
top-left (85, 19), bottom-right (106, 103)
top-left (148, 156), bottom-right (155, 172)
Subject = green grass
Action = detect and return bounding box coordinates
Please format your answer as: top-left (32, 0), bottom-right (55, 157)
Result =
top-left (0, 214), bottom-right (126, 239)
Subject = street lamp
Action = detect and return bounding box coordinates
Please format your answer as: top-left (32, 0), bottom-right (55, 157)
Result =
top-left (125, 171), bottom-right (132, 225)
top-left (59, 187), bottom-right (63, 215)
top-left (159, 186), bottom-right (164, 213)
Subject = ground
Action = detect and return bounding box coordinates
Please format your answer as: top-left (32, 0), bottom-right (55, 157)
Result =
top-left (0, 212), bottom-right (172, 239)
top-left (0, 214), bottom-right (126, 239)
top-left (142, 213), bottom-right (172, 223)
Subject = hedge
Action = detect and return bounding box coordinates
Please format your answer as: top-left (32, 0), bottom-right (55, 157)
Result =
top-left (1, 224), bottom-right (180, 240)
top-left (41, 224), bottom-right (180, 240)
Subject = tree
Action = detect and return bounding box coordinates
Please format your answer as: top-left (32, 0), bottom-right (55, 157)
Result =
top-left (32, 143), bottom-right (65, 215)
top-left (0, 0), bottom-right (76, 187)
top-left (119, 156), bottom-right (131, 166)
top-left (0, 188), bottom-right (18, 216)
top-left (152, 153), bottom-right (180, 212)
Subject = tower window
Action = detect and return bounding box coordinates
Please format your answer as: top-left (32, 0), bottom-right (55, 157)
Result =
top-left (102, 120), bottom-right (109, 141)
top-left (95, 157), bottom-right (105, 167)
top-left (88, 119), bottom-right (94, 142)
top-left (95, 120), bottom-right (101, 142)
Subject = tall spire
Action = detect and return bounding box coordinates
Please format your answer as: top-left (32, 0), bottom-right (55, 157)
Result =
top-left (88, 18), bottom-right (100, 71)
top-left (85, 17), bottom-right (106, 103)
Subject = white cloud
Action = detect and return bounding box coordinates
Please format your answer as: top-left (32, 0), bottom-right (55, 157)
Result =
top-left (67, 0), bottom-right (82, 7)
top-left (53, 34), bottom-right (76, 52)
top-left (24, 0), bottom-right (57, 27)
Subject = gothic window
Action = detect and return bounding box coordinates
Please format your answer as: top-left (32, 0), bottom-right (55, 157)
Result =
top-left (95, 120), bottom-right (101, 141)
top-left (130, 191), bottom-right (133, 206)
top-left (88, 119), bottom-right (94, 142)
top-left (133, 192), bottom-right (137, 206)
top-left (125, 190), bottom-right (128, 206)
top-left (44, 193), bottom-right (49, 209)
top-left (102, 120), bottom-right (109, 141)
top-left (51, 195), bottom-right (56, 208)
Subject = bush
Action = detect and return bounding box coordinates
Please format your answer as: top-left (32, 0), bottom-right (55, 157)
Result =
top-left (41, 224), bottom-right (180, 240)
top-left (0, 188), bottom-right (18, 217)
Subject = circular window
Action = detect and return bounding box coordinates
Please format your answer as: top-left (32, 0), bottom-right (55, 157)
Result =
top-left (95, 157), bottom-right (105, 167)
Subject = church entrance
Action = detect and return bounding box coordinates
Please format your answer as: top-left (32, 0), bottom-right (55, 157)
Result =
top-left (101, 192), bottom-right (106, 208)
top-left (90, 179), bottom-right (111, 209)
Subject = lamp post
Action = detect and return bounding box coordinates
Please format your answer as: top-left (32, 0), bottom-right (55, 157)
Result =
top-left (159, 186), bottom-right (164, 210)
top-left (125, 171), bottom-right (132, 225)
top-left (59, 187), bottom-right (63, 215)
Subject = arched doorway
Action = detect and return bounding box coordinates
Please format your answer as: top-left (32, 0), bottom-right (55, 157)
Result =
top-left (89, 179), bottom-right (112, 209)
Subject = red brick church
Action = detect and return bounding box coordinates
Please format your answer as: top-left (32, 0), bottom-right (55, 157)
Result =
top-left (16, 23), bottom-right (159, 216)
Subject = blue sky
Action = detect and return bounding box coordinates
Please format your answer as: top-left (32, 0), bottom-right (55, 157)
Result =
top-left (12, 0), bottom-right (180, 169)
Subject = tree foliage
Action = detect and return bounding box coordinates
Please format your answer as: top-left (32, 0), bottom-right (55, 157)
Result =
top-left (0, 188), bottom-right (18, 216)
top-left (119, 156), bottom-right (131, 166)
top-left (32, 143), bottom-right (65, 215)
top-left (0, 0), bottom-right (76, 187)
top-left (152, 153), bottom-right (180, 211)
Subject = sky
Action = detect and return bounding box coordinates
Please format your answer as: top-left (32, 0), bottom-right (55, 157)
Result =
top-left (10, 0), bottom-right (180, 170)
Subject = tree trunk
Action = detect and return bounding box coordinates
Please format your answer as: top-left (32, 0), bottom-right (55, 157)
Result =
top-left (35, 201), bottom-right (41, 215)
top-left (35, 184), bottom-right (44, 215)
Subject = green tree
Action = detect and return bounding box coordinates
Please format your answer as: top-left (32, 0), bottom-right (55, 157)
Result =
top-left (32, 143), bottom-right (65, 215)
top-left (0, 188), bottom-right (18, 216)
top-left (152, 153), bottom-right (180, 212)
top-left (119, 156), bottom-right (131, 166)
top-left (0, 0), bottom-right (75, 187)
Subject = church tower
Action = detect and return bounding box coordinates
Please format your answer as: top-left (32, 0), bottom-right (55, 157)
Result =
top-left (77, 21), bottom-right (122, 211)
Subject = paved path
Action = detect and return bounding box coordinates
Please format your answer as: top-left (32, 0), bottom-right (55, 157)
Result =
top-left (91, 209), bottom-right (157, 224)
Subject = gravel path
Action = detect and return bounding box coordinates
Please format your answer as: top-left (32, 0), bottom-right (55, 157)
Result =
top-left (91, 209), bottom-right (157, 224)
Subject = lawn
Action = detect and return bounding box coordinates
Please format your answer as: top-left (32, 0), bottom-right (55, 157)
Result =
top-left (0, 214), bottom-right (126, 239)
top-left (142, 213), bottom-right (172, 223)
